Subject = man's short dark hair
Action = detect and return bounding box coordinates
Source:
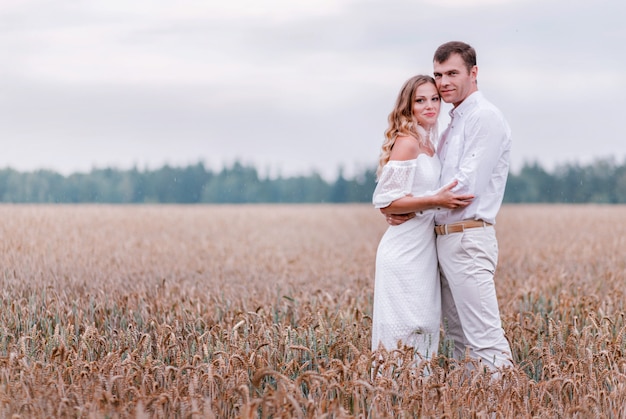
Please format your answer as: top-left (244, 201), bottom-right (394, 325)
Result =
top-left (434, 41), bottom-right (477, 73)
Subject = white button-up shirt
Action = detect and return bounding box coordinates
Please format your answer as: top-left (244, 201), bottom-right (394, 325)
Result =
top-left (435, 91), bottom-right (511, 225)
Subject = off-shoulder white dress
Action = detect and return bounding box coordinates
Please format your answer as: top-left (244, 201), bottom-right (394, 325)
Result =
top-left (371, 154), bottom-right (441, 360)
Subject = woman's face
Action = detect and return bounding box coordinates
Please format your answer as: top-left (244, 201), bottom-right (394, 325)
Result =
top-left (412, 83), bottom-right (440, 129)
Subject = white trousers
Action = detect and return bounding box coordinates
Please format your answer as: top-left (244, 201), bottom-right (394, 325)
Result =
top-left (436, 225), bottom-right (512, 370)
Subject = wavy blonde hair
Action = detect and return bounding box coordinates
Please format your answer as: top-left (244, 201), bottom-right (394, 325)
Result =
top-left (376, 75), bottom-right (438, 179)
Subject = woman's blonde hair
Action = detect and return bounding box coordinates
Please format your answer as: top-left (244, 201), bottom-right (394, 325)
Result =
top-left (376, 75), bottom-right (438, 179)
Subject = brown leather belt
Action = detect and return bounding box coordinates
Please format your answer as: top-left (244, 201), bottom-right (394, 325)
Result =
top-left (435, 220), bottom-right (492, 235)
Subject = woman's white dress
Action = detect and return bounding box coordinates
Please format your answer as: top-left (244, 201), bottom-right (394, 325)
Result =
top-left (371, 154), bottom-right (441, 360)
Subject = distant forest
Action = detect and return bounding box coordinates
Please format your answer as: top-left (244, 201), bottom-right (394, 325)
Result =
top-left (1, 158), bottom-right (626, 204)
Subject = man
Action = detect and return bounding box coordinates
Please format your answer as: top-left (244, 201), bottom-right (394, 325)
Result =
top-left (432, 41), bottom-right (512, 371)
top-left (386, 41), bottom-right (513, 371)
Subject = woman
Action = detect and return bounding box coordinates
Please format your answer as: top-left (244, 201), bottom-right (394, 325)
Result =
top-left (371, 75), bottom-right (473, 362)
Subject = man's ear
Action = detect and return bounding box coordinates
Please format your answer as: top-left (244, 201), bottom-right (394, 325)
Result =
top-left (471, 65), bottom-right (478, 82)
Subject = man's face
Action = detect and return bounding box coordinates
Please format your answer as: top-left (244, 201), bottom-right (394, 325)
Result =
top-left (433, 53), bottom-right (477, 107)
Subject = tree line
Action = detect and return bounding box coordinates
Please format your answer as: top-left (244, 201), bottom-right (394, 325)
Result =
top-left (1, 158), bottom-right (625, 204)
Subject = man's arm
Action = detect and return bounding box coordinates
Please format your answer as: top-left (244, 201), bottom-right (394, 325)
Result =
top-left (449, 109), bottom-right (508, 196)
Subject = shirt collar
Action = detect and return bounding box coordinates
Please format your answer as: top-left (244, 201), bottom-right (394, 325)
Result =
top-left (450, 91), bottom-right (483, 119)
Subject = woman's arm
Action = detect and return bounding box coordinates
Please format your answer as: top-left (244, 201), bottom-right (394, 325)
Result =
top-left (379, 180), bottom-right (473, 215)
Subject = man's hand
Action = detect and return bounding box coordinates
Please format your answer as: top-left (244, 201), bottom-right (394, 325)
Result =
top-left (380, 210), bottom-right (415, 226)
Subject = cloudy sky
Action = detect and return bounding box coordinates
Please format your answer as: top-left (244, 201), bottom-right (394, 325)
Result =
top-left (1, 0), bottom-right (624, 180)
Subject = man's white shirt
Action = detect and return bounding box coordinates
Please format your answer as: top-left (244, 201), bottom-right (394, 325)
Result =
top-left (435, 91), bottom-right (512, 225)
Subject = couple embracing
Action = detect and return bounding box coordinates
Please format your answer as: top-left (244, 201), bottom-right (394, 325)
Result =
top-left (371, 41), bottom-right (513, 373)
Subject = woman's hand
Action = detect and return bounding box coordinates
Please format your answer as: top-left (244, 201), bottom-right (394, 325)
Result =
top-left (435, 180), bottom-right (474, 209)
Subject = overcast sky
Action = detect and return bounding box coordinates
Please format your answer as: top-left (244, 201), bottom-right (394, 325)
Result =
top-left (1, 0), bottom-right (624, 179)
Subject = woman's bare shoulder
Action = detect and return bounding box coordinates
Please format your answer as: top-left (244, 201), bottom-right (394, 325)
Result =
top-left (389, 135), bottom-right (419, 161)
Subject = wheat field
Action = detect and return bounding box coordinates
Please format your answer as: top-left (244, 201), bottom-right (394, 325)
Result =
top-left (0, 204), bottom-right (625, 418)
